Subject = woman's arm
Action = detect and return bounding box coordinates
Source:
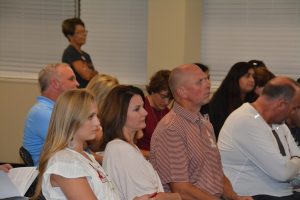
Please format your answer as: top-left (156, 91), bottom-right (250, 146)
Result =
top-left (72, 60), bottom-right (98, 81)
top-left (50, 174), bottom-right (97, 200)
top-left (0, 164), bottom-right (13, 172)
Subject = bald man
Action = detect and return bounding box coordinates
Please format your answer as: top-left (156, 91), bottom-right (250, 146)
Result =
top-left (218, 77), bottom-right (300, 200)
top-left (150, 64), bottom-right (252, 200)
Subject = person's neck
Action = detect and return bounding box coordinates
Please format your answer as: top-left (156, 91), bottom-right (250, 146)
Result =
top-left (70, 42), bottom-right (82, 52)
top-left (147, 95), bottom-right (159, 110)
top-left (123, 127), bottom-right (136, 146)
top-left (251, 100), bottom-right (272, 125)
top-left (240, 92), bottom-right (247, 102)
top-left (177, 100), bottom-right (200, 114)
top-left (42, 89), bottom-right (58, 102)
top-left (69, 139), bottom-right (84, 153)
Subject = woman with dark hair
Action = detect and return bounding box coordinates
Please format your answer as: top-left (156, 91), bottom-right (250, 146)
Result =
top-left (248, 60), bottom-right (266, 69)
top-left (101, 85), bottom-right (180, 200)
top-left (62, 18), bottom-right (98, 88)
top-left (137, 70), bottom-right (173, 158)
top-left (209, 62), bottom-right (256, 139)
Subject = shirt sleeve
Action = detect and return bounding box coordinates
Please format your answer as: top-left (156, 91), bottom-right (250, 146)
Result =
top-left (233, 117), bottom-right (300, 181)
top-left (152, 127), bottom-right (190, 185)
top-left (104, 141), bottom-right (162, 200)
top-left (45, 152), bottom-right (90, 179)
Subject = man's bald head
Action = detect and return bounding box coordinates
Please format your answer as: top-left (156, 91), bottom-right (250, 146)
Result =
top-left (262, 76), bottom-right (299, 102)
top-left (169, 64), bottom-right (202, 98)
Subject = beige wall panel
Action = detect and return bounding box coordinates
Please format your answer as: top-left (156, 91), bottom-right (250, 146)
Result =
top-left (0, 79), bottom-right (39, 163)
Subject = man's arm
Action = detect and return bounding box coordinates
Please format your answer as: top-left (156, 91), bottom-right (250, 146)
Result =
top-left (170, 182), bottom-right (219, 200)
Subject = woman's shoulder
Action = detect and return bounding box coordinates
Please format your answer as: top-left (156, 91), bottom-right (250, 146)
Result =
top-left (106, 139), bottom-right (132, 151)
top-left (49, 148), bottom-right (80, 164)
top-left (105, 139), bottom-right (140, 158)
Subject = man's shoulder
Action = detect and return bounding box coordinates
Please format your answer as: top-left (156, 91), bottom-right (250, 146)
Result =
top-left (153, 110), bottom-right (185, 140)
top-left (156, 110), bottom-right (179, 128)
top-left (28, 98), bottom-right (53, 116)
top-left (226, 103), bottom-right (255, 122)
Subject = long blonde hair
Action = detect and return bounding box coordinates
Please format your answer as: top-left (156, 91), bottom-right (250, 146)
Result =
top-left (87, 74), bottom-right (119, 112)
top-left (32, 89), bottom-right (95, 199)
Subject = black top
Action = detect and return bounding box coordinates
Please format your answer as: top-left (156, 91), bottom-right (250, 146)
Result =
top-left (62, 45), bottom-right (94, 88)
top-left (290, 126), bottom-right (300, 147)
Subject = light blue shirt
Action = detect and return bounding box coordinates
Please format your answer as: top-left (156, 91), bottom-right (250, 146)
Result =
top-left (23, 96), bottom-right (54, 166)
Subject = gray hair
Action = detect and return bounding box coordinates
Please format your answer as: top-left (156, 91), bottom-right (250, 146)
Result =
top-left (38, 63), bottom-right (68, 93)
top-left (262, 77), bottom-right (298, 101)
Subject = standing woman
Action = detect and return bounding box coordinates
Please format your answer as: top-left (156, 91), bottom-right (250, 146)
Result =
top-left (209, 62), bottom-right (256, 139)
top-left (137, 70), bottom-right (172, 158)
top-left (62, 18), bottom-right (98, 88)
top-left (33, 89), bottom-right (119, 200)
top-left (101, 85), bottom-right (180, 200)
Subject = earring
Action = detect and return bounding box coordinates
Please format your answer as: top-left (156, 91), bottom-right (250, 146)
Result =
top-left (68, 138), bottom-right (76, 149)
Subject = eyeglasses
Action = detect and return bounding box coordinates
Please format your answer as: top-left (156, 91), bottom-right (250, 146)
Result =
top-left (75, 30), bottom-right (88, 35)
top-left (158, 92), bottom-right (172, 101)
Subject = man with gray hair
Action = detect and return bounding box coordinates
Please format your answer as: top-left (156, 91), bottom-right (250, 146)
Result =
top-left (218, 77), bottom-right (300, 200)
top-left (23, 63), bottom-right (78, 165)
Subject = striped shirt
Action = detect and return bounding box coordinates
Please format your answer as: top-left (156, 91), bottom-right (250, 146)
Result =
top-left (150, 102), bottom-right (224, 197)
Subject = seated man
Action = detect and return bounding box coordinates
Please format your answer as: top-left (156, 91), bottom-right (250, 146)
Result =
top-left (218, 76), bottom-right (300, 200)
top-left (286, 78), bottom-right (300, 146)
top-left (150, 63), bottom-right (252, 200)
top-left (22, 63), bottom-right (78, 165)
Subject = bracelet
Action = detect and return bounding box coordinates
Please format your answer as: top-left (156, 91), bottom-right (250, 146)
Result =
top-left (291, 156), bottom-right (300, 159)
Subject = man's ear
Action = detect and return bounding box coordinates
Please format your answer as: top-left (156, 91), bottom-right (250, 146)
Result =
top-left (277, 98), bottom-right (288, 111)
top-left (50, 78), bottom-right (60, 90)
top-left (176, 86), bottom-right (187, 99)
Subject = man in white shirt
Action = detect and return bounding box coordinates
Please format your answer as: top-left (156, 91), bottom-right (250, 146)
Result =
top-left (218, 76), bottom-right (300, 200)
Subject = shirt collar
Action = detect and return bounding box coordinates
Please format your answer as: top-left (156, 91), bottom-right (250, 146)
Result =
top-left (173, 102), bottom-right (201, 123)
top-left (37, 95), bottom-right (55, 107)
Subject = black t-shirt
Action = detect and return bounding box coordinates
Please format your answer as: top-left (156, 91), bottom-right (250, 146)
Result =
top-left (62, 45), bottom-right (94, 88)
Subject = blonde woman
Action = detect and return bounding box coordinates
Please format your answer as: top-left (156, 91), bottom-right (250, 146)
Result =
top-left (86, 74), bottom-right (119, 155)
top-left (33, 89), bottom-right (119, 200)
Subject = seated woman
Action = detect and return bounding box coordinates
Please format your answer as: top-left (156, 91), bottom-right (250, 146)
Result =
top-left (86, 74), bottom-right (119, 163)
top-left (33, 89), bottom-right (119, 200)
top-left (101, 85), bottom-right (181, 200)
top-left (137, 70), bottom-right (172, 158)
top-left (209, 62), bottom-right (256, 139)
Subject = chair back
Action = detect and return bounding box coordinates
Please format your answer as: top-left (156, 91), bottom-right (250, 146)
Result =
top-left (19, 146), bottom-right (34, 166)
